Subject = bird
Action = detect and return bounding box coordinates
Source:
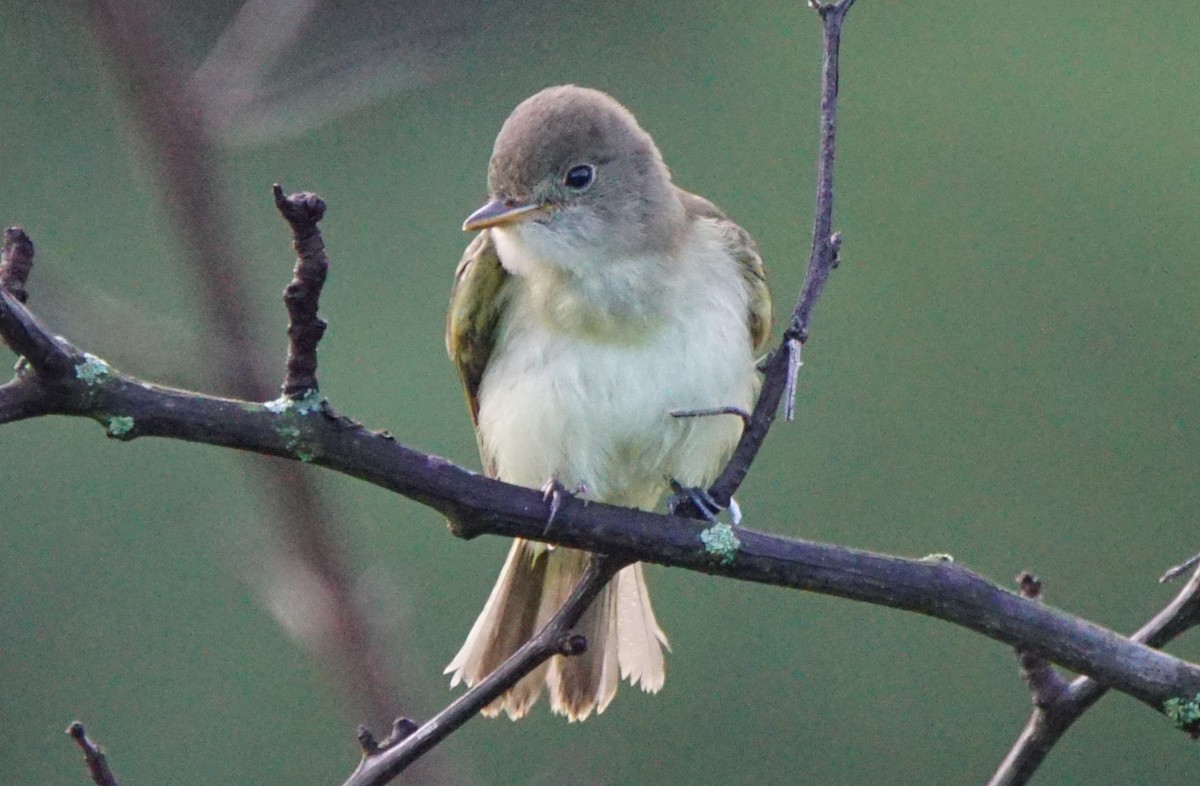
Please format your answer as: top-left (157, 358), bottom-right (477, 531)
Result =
top-left (444, 85), bottom-right (772, 721)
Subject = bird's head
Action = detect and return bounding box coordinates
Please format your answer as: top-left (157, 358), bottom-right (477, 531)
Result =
top-left (464, 85), bottom-right (685, 271)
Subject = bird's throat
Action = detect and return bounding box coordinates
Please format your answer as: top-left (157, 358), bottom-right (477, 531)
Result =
top-left (493, 227), bottom-right (675, 343)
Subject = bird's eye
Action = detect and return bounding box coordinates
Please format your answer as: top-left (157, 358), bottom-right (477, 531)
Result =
top-left (563, 164), bottom-right (595, 191)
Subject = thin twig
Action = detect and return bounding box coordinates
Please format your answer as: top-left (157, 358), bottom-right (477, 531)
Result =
top-left (0, 287), bottom-right (78, 381)
top-left (341, 555), bottom-right (628, 786)
top-left (705, 1), bottom-right (854, 510)
top-left (670, 405), bottom-right (752, 428)
top-left (0, 229), bottom-right (77, 379)
top-left (66, 722), bottom-right (120, 786)
top-left (0, 377), bottom-right (56, 423)
top-left (1162, 550), bottom-right (1200, 583)
top-left (276, 185), bottom-right (330, 397)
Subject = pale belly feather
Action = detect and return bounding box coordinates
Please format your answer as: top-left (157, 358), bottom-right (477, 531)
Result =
top-left (476, 225), bottom-right (758, 511)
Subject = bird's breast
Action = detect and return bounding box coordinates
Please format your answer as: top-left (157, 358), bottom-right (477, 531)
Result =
top-left (476, 222), bottom-right (758, 509)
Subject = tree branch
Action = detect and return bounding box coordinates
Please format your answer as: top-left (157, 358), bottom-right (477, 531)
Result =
top-left (0, 229), bottom-right (76, 382)
top-left (1011, 574), bottom-right (1069, 710)
top-left (0, 227), bottom-right (34, 303)
top-left (342, 555), bottom-right (628, 786)
top-left (988, 564), bottom-right (1200, 785)
top-left (2, 269), bottom-right (1198, 719)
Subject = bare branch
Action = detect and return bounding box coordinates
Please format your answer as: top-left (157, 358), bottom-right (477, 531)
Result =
top-left (1162, 550), bottom-right (1200, 583)
top-left (670, 405), bottom-right (752, 427)
top-left (989, 564), bottom-right (1200, 785)
top-left (704, 3), bottom-right (853, 511)
top-left (0, 289), bottom-right (78, 382)
top-left (342, 555), bottom-right (627, 785)
top-left (3, 263), bottom-right (1198, 718)
top-left (275, 185), bottom-right (330, 397)
top-left (66, 722), bottom-right (120, 786)
top-left (0, 377), bottom-right (57, 424)
top-left (0, 232), bottom-right (76, 380)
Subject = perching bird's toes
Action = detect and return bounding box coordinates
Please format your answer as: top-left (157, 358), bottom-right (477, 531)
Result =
top-left (541, 478), bottom-right (589, 537)
top-left (668, 482), bottom-right (744, 525)
top-left (668, 480), bottom-right (724, 523)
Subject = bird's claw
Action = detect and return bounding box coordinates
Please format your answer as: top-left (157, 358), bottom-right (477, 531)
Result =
top-left (541, 479), bottom-right (588, 538)
top-left (668, 481), bottom-right (743, 526)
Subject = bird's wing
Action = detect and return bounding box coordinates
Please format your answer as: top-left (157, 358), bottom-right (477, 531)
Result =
top-left (678, 189), bottom-right (773, 353)
top-left (446, 231), bottom-right (510, 472)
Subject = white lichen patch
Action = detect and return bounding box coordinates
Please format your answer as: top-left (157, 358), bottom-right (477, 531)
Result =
top-left (264, 396), bottom-right (292, 414)
top-left (292, 388), bottom-right (325, 415)
top-left (263, 389), bottom-right (325, 415)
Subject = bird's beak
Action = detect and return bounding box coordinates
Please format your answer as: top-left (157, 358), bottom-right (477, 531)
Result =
top-left (462, 199), bottom-right (545, 231)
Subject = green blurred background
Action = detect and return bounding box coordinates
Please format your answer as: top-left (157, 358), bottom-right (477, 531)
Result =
top-left (3, 1), bottom-right (1199, 783)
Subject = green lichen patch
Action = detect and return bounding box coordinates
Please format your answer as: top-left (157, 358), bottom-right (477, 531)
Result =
top-left (700, 522), bottom-right (741, 565)
top-left (105, 416), bottom-right (135, 437)
top-left (74, 353), bottom-right (111, 385)
top-left (1164, 693), bottom-right (1200, 730)
top-left (275, 421), bottom-right (316, 462)
top-left (277, 422), bottom-right (301, 444)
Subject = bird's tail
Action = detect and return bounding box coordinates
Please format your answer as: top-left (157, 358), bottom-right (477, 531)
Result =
top-left (445, 539), bottom-right (668, 721)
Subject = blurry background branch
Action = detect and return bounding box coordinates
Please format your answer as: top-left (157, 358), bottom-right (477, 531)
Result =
top-left (80, 1), bottom-right (465, 783)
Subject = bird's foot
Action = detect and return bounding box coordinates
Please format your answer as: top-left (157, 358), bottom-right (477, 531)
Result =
top-left (668, 481), bottom-right (742, 525)
top-left (541, 478), bottom-right (589, 538)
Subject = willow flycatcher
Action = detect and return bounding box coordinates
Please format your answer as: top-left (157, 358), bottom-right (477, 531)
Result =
top-left (445, 85), bottom-right (772, 721)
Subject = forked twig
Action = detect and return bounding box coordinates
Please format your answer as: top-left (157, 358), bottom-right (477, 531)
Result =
top-left (341, 555), bottom-right (628, 786)
top-left (989, 564), bottom-right (1200, 785)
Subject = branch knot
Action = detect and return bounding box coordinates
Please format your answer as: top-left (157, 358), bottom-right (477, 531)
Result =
top-left (0, 227), bottom-right (34, 303)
